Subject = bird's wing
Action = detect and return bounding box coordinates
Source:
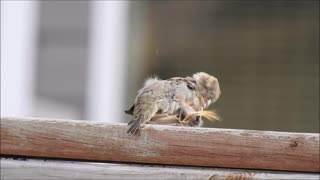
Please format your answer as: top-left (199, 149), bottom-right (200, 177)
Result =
top-left (127, 86), bottom-right (162, 134)
top-left (167, 77), bottom-right (202, 109)
top-left (125, 77), bottom-right (161, 116)
top-left (167, 77), bottom-right (196, 91)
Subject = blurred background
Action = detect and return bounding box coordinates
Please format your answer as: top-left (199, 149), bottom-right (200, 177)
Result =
top-left (1, 1), bottom-right (319, 133)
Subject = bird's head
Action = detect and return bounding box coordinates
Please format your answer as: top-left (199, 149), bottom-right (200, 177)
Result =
top-left (192, 72), bottom-right (221, 108)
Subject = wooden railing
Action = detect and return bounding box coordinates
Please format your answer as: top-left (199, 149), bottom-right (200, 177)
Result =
top-left (1, 117), bottom-right (319, 179)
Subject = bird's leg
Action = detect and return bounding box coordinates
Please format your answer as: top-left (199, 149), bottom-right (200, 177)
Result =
top-left (177, 104), bottom-right (201, 126)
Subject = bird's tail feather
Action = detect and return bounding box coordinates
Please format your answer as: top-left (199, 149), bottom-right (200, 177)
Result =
top-left (127, 117), bottom-right (142, 134)
top-left (127, 112), bottom-right (149, 134)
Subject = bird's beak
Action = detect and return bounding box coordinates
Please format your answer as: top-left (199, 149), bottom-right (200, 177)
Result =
top-left (204, 103), bottom-right (208, 109)
top-left (207, 100), bottom-right (211, 107)
top-left (200, 96), bottom-right (206, 109)
top-left (204, 100), bottom-right (211, 109)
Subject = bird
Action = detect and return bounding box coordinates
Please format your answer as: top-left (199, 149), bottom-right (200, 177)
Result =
top-left (125, 72), bottom-right (221, 134)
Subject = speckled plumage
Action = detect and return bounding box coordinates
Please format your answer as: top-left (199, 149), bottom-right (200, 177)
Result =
top-left (126, 72), bottom-right (221, 134)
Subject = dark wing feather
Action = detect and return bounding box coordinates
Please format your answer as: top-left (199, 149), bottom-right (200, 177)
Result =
top-left (124, 104), bottom-right (135, 115)
top-left (127, 114), bottom-right (143, 134)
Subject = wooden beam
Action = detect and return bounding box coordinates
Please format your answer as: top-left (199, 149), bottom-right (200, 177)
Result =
top-left (1, 158), bottom-right (319, 180)
top-left (1, 117), bottom-right (319, 172)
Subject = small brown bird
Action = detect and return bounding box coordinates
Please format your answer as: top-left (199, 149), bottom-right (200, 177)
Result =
top-left (125, 72), bottom-right (221, 134)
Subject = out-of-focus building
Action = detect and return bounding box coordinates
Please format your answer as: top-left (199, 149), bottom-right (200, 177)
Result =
top-left (1, 1), bottom-right (319, 133)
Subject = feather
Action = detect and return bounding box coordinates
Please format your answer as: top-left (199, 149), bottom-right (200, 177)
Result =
top-left (181, 110), bottom-right (221, 123)
top-left (125, 105), bottom-right (135, 115)
top-left (127, 114), bottom-right (144, 134)
top-left (196, 110), bottom-right (221, 122)
top-left (144, 76), bottom-right (159, 87)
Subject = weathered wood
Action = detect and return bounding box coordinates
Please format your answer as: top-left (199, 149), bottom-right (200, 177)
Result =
top-left (1, 117), bottom-right (319, 172)
top-left (1, 158), bottom-right (319, 180)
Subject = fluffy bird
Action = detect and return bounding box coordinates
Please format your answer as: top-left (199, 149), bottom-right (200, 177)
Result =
top-left (125, 72), bottom-right (221, 134)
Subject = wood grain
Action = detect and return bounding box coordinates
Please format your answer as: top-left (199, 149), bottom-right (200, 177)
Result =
top-left (1, 158), bottom-right (319, 180)
top-left (1, 117), bottom-right (319, 172)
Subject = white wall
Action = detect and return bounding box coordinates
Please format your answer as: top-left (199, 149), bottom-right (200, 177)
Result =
top-left (1, 1), bottom-right (39, 117)
top-left (87, 1), bottom-right (129, 122)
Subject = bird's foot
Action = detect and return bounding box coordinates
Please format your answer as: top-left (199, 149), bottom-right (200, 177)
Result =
top-left (177, 112), bottom-right (200, 127)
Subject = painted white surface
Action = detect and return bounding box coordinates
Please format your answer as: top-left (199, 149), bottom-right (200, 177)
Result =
top-left (87, 1), bottom-right (129, 121)
top-left (1, 159), bottom-right (319, 180)
top-left (0, 1), bottom-right (38, 116)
